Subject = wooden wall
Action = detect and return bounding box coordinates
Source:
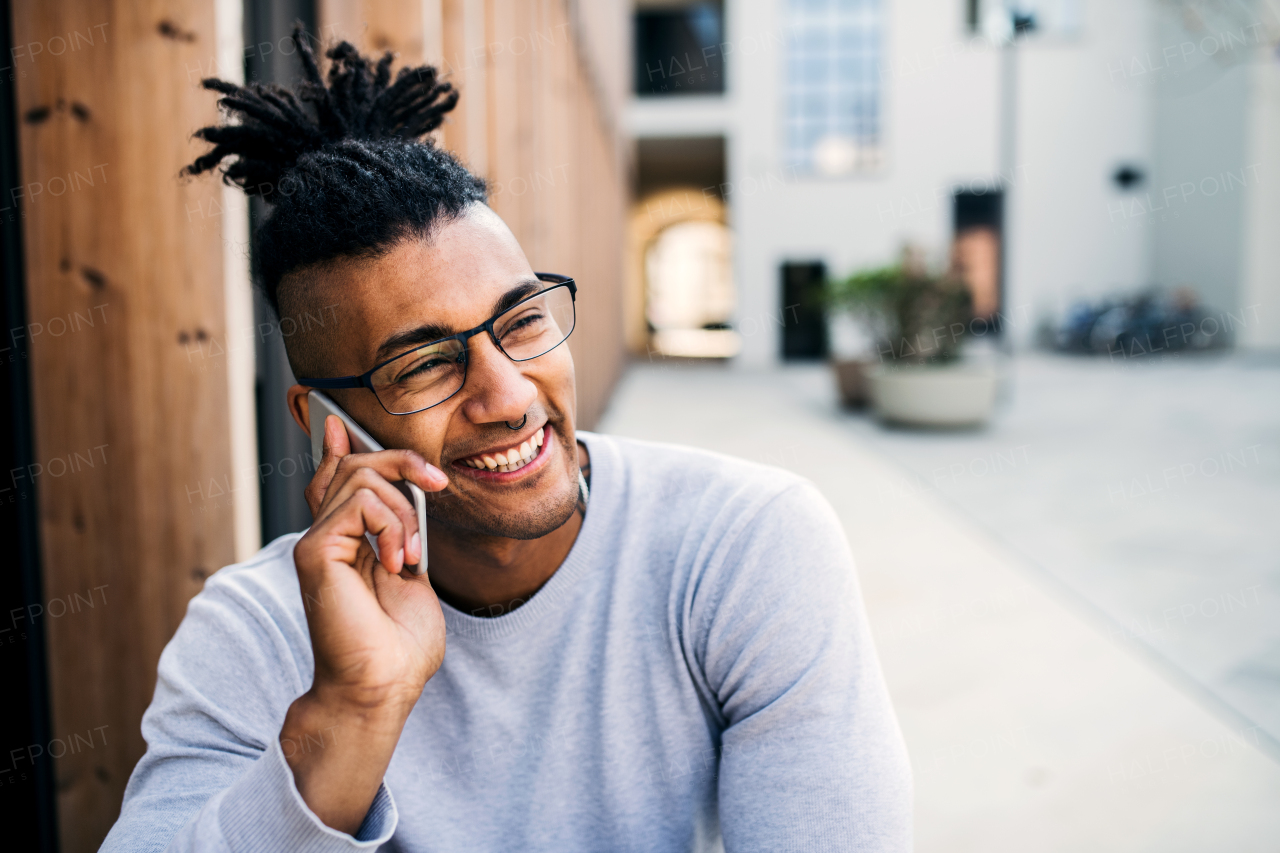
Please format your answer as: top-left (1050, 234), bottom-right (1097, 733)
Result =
top-left (318, 0), bottom-right (629, 428)
top-left (10, 0), bottom-right (625, 850)
top-left (9, 1), bottom-right (252, 850)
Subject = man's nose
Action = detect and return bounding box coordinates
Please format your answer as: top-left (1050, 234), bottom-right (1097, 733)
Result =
top-left (459, 333), bottom-right (538, 424)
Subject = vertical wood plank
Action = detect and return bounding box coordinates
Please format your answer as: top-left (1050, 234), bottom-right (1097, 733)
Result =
top-left (439, 0), bottom-right (469, 160)
top-left (216, 0), bottom-right (261, 564)
top-left (388, 0), bottom-right (631, 426)
top-left (11, 0), bottom-right (240, 849)
top-left (12, 0), bottom-right (621, 848)
top-left (315, 0), bottom-right (363, 49)
top-left (317, 0), bottom-right (425, 64)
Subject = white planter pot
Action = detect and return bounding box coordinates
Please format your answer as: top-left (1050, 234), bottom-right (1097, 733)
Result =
top-left (867, 363), bottom-right (998, 427)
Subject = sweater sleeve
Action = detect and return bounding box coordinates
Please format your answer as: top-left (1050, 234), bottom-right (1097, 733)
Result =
top-left (693, 481), bottom-right (913, 853)
top-left (98, 566), bottom-right (399, 852)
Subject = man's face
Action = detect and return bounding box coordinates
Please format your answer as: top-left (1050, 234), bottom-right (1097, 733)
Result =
top-left (286, 204), bottom-right (580, 540)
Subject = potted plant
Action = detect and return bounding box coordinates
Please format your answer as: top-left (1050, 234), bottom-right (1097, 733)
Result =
top-left (825, 248), bottom-right (998, 427)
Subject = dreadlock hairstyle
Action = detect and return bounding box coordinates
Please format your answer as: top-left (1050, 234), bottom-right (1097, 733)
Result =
top-left (184, 25), bottom-right (487, 317)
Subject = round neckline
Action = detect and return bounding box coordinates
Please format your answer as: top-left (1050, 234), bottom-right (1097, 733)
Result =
top-left (437, 430), bottom-right (613, 641)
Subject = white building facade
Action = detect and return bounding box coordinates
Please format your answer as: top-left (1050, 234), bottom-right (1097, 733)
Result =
top-left (627, 0), bottom-right (1280, 366)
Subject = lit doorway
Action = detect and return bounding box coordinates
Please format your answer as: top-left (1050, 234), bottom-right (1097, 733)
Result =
top-left (628, 136), bottom-right (737, 358)
top-left (645, 218), bottom-right (736, 356)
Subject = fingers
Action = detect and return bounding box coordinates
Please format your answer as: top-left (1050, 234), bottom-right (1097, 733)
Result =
top-left (326, 413), bottom-right (351, 456)
top-left (298, 414), bottom-right (443, 571)
top-left (332, 447), bottom-right (449, 495)
top-left (314, 468), bottom-right (422, 565)
top-left (360, 492), bottom-right (406, 576)
top-left (304, 416), bottom-right (351, 518)
top-left (353, 537), bottom-right (378, 590)
top-left (314, 486), bottom-right (410, 574)
top-left (354, 488), bottom-right (412, 575)
top-left (303, 415), bottom-right (448, 521)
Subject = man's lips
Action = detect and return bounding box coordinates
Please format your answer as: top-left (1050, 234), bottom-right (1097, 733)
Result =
top-left (450, 424), bottom-right (553, 482)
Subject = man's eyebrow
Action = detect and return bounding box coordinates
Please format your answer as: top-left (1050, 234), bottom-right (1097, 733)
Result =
top-left (490, 279), bottom-right (542, 316)
top-left (373, 323), bottom-right (454, 364)
top-left (371, 279), bottom-right (543, 365)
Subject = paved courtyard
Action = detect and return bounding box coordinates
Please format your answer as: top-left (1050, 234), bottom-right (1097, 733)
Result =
top-left (595, 352), bottom-right (1280, 853)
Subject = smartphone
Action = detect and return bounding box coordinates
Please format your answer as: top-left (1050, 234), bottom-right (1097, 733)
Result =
top-left (308, 390), bottom-right (429, 574)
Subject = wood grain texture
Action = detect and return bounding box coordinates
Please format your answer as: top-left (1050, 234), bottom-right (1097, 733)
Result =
top-left (11, 1), bottom-right (237, 849)
top-left (12, 0), bottom-right (624, 847)
top-left (317, 0), bottom-right (425, 64)
top-left (322, 0), bottom-right (627, 427)
top-left (437, 0), bottom-right (627, 428)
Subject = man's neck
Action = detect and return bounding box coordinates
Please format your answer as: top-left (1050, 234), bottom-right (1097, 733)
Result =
top-left (425, 441), bottom-right (590, 618)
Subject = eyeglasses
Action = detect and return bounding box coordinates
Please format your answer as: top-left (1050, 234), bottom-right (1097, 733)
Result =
top-left (299, 272), bottom-right (577, 415)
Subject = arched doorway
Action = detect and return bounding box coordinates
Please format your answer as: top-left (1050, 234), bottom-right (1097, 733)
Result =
top-left (627, 187), bottom-right (738, 358)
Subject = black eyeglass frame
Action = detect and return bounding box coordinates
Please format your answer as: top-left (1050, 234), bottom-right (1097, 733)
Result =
top-left (298, 272), bottom-right (577, 416)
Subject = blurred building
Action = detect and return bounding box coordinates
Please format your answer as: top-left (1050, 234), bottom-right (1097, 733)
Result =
top-left (628, 0), bottom-right (1280, 365)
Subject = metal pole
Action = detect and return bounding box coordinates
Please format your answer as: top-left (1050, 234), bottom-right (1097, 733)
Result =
top-left (997, 29), bottom-right (1017, 356)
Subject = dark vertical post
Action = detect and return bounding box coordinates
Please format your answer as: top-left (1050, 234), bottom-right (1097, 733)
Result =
top-left (246, 0), bottom-right (319, 542)
top-left (0, 0), bottom-right (57, 847)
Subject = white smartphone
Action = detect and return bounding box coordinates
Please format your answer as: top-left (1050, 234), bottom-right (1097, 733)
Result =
top-left (308, 390), bottom-right (429, 574)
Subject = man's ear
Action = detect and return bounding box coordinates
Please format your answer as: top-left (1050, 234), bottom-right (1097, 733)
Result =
top-left (287, 385), bottom-right (312, 436)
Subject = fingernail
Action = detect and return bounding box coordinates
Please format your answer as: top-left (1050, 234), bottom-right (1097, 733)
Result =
top-left (396, 548), bottom-right (404, 567)
top-left (409, 532), bottom-right (421, 558)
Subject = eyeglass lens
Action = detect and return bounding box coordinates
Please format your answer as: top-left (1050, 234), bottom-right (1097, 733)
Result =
top-left (369, 284), bottom-right (575, 415)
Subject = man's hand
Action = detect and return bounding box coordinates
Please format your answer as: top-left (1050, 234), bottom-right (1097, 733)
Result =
top-left (282, 415), bottom-right (450, 834)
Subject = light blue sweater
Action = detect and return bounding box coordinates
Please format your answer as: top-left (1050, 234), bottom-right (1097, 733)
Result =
top-left (101, 432), bottom-right (912, 852)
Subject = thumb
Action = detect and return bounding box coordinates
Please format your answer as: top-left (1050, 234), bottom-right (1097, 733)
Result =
top-left (304, 415), bottom-right (352, 518)
top-left (324, 414), bottom-right (351, 459)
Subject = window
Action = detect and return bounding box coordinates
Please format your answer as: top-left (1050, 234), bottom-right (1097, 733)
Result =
top-left (784, 0), bottom-right (883, 175)
top-left (967, 1), bottom-right (1083, 38)
top-left (634, 1), bottom-right (726, 97)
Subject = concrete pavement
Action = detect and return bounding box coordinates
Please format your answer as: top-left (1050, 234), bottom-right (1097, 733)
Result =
top-left (595, 356), bottom-right (1280, 853)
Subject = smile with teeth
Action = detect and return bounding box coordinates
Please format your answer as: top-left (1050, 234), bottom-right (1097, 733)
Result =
top-left (460, 426), bottom-right (546, 473)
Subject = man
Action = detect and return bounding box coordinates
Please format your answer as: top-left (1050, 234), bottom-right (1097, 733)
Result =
top-left (102, 34), bottom-right (911, 852)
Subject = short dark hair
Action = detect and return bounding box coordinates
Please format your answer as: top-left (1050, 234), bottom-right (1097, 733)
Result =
top-left (183, 26), bottom-right (488, 317)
